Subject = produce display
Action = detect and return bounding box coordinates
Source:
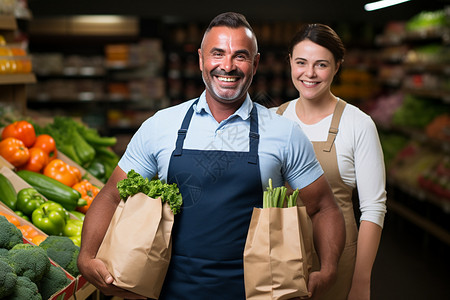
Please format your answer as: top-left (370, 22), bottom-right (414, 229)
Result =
top-left (35, 116), bottom-right (119, 182)
top-left (0, 114), bottom-right (119, 298)
top-left (0, 215), bottom-right (73, 300)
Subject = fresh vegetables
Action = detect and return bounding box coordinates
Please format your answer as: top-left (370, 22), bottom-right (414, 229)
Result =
top-left (32, 134), bottom-right (57, 162)
top-left (0, 259), bottom-right (17, 298)
top-left (0, 137), bottom-right (30, 167)
top-left (31, 201), bottom-right (69, 236)
top-left (1, 120), bottom-right (36, 147)
top-left (0, 215), bottom-right (23, 250)
top-left (43, 159), bottom-right (80, 187)
top-left (0, 212), bottom-right (20, 227)
top-left (5, 275), bottom-right (41, 300)
top-left (0, 173), bottom-right (17, 210)
top-left (20, 147), bottom-right (48, 173)
top-left (72, 179), bottom-right (99, 214)
top-left (7, 243), bottom-right (51, 283)
top-left (117, 169), bottom-right (183, 215)
top-left (16, 188), bottom-right (46, 217)
top-left (69, 210), bottom-right (85, 221)
top-left (0, 216), bottom-right (74, 299)
top-left (39, 235), bottom-right (80, 277)
top-left (16, 170), bottom-right (86, 211)
top-left (39, 264), bottom-right (71, 300)
top-left (263, 179), bottom-right (299, 208)
top-left (34, 116), bottom-right (119, 181)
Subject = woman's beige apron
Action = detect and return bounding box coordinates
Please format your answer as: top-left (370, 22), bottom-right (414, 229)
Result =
top-left (277, 99), bottom-right (358, 300)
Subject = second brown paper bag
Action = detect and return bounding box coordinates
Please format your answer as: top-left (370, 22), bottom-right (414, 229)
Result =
top-left (96, 192), bottom-right (173, 299)
top-left (244, 206), bottom-right (313, 300)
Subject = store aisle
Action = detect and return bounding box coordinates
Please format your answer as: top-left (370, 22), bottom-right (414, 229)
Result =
top-left (371, 210), bottom-right (450, 300)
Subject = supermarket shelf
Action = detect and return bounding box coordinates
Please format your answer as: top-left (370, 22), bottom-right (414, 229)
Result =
top-left (0, 73), bottom-right (36, 84)
top-left (0, 15), bottom-right (17, 30)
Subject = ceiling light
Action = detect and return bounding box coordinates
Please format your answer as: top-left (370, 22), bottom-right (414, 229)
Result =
top-left (364, 0), bottom-right (411, 11)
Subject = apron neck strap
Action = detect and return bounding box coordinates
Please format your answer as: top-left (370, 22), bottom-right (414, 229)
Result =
top-left (173, 99), bottom-right (260, 164)
top-left (323, 99), bottom-right (347, 152)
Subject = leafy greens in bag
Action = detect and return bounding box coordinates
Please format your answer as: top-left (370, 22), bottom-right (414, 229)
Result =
top-left (117, 170), bottom-right (183, 214)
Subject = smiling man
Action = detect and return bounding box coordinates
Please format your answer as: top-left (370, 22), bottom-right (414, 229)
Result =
top-left (77, 12), bottom-right (345, 300)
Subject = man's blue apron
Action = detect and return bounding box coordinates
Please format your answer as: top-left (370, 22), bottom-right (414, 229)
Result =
top-left (159, 99), bottom-right (263, 299)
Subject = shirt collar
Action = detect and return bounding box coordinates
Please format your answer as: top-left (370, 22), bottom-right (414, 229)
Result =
top-left (194, 90), bottom-right (254, 121)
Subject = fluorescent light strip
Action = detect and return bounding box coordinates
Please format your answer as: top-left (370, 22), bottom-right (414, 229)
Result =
top-left (364, 0), bottom-right (411, 11)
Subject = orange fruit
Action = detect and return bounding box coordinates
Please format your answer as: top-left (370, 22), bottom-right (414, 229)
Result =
top-left (0, 212), bottom-right (20, 227)
top-left (17, 224), bottom-right (39, 239)
top-left (31, 235), bottom-right (47, 246)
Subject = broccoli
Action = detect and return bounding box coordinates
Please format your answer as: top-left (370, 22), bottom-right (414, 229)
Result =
top-left (0, 215), bottom-right (23, 250)
top-left (39, 264), bottom-right (72, 300)
top-left (4, 276), bottom-right (42, 300)
top-left (7, 243), bottom-right (51, 283)
top-left (0, 259), bottom-right (17, 298)
top-left (0, 247), bottom-right (9, 257)
top-left (39, 236), bottom-right (80, 277)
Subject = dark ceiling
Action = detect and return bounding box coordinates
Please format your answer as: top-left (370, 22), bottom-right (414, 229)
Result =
top-left (28, 0), bottom-right (448, 25)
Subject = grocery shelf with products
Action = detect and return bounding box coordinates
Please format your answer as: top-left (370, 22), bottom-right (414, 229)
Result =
top-left (367, 8), bottom-right (450, 246)
top-left (0, 13), bottom-right (36, 115)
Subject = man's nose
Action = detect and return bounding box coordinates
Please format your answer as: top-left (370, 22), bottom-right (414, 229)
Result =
top-left (221, 55), bottom-right (235, 73)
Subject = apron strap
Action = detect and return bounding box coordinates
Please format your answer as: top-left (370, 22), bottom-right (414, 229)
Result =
top-left (173, 99), bottom-right (198, 156)
top-left (323, 99), bottom-right (347, 152)
top-left (248, 104), bottom-right (259, 164)
top-left (174, 99), bottom-right (260, 163)
top-left (275, 101), bottom-right (291, 116)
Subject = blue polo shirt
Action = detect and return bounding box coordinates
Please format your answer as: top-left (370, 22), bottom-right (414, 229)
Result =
top-left (118, 91), bottom-right (323, 190)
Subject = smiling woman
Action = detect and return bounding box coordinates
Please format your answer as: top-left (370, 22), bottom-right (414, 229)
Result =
top-left (274, 23), bottom-right (387, 300)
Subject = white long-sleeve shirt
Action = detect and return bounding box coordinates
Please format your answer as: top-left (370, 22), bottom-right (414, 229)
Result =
top-left (276, 99), bottom-right (387, 227)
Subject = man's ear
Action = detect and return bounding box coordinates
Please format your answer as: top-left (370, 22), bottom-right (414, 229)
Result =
top-left (253, 53), bottom-right (260, 75)
top-left (198, 48), bottom-right (203, 72)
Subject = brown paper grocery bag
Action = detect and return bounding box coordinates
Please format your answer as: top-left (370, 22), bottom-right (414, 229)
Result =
top-left (96, 192), bottom-right (173, 299)
top-left (244, 206), bottom-right (313, 300)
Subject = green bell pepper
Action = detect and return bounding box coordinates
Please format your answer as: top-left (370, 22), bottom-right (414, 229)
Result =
top-left (32, 201), bottom-right (69, 236)
top-left (86, 160), bottom-right (106, 182)
top-left (68, 235), bottom-right (81, 247)
top-left (14, 210), bottom-right (30, 222)
top-left (63, 219), bottom-right (83, 237)
top-left (69, 210), bottom-right (85, 221)
top-left (16, 187), bottom-right (46, 217)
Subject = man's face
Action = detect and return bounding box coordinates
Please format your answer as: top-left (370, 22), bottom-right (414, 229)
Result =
top-left (199, 26), bottom-right (260, 105)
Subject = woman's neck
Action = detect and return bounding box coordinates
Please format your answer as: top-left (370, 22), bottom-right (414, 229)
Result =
top-left (296, 95), bottom-right (338, 125)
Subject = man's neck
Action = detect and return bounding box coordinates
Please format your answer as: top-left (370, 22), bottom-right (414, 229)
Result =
top-left (205, 95), bottom-right (245, 123)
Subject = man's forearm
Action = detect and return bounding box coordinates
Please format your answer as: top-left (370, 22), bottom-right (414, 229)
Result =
top-left (79, 167), bottom-right (126, 260)
top-left (311, 204), bottom-right (346, 277)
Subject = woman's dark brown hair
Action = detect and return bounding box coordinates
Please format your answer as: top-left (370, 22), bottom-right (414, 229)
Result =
top-left (288, 23), bottom-right (345, 65)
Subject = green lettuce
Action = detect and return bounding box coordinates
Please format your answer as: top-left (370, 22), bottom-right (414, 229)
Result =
top-left (117, 170), bottom-right (183, 215)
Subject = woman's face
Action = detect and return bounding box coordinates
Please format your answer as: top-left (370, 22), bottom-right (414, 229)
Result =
top-left (290, 39), bottom-right (339, 102)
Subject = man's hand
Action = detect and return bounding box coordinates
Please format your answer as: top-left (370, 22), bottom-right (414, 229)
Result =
top-left (304, 270), bottom-right (337, 300)
top-left (78, 256), bottom-right (146, 299)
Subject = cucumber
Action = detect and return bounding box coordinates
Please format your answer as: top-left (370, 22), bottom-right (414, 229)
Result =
top-left (16, 170), bottom-right (83, 211)
top-left (0, 173), bottom-right (17, 210)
